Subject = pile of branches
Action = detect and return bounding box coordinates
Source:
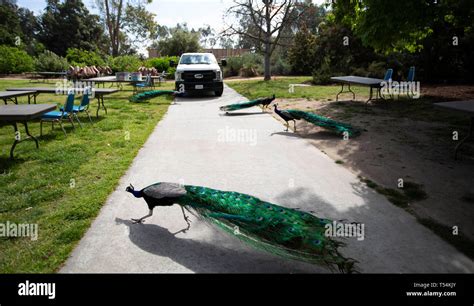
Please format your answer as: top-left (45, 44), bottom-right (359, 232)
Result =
top-left (138, 66), bottom-right (160, 76)
top-left (67, 66), bottom-right (113, 79)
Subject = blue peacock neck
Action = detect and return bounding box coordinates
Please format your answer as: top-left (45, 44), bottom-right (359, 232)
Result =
top-left (130, 190), bottom-right (143, 198)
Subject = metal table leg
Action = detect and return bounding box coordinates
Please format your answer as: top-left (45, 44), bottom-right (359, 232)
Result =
top-left (101, 96), bottom-right (107, 114)
top-left (366, 87), bottom-right (374, 105)
top-left (9, 121), bottom-right (39, 159)
top-left (336, 83), bottom-right (356, 101)
top-left (96, 95), bottom-right (107, 118)
top-left (96, 96), bottom-right (101, 118)
top-left (336, 84), bottom-right (344, 101)
top-left (455, 117), bottom-right (474, 160)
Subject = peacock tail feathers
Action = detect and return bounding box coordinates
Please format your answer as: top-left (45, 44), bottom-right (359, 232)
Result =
top-left (219, 96), bottom-right (274, 112)
top-left (176, 185), bottom-right (357, 273)
top-left (286, 109), bottom-right (360, 137)
top-left (129, 90), bottom-right (178, 103)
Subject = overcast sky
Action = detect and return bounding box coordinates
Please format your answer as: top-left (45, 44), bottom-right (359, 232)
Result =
top-left (17, 0), bottom-right (326, 54)
top-left (18, 0), bottom-right (325, 30)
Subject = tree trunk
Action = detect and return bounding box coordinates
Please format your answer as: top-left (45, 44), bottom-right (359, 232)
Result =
top-left (264, 2), bottom-right (271, 81)
top-left (264, 40), bottom-right (271, 81)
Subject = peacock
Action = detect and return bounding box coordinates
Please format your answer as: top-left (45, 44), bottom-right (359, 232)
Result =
top-left (126, 182), bottom-right (357, 273)
top-left (273, 104), bottom-right (300, 131)
top-left (129, 90), bottom-right (180, 103)
top-left (220, 94), bottom-right (275, 112)
top-left (274, 105), bottom-right (360, 137)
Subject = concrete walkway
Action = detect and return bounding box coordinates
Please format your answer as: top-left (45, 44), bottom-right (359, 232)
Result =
top-left (61, 85), bottom-right (474, 273)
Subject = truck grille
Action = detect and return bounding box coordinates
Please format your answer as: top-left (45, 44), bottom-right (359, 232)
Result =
top-left (182, 70), bottom-right (216, 82)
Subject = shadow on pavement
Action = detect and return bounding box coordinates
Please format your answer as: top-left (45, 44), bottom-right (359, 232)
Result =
top-left (115, 217), bottom-right (323, 273)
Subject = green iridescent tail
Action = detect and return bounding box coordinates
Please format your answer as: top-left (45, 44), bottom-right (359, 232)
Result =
top-left (286, 109), bottom-right (360, 137)
top-left (179, 185), bottom-right (357, 273)
top-left (219, 98), bottom-right (266, 112)
top-left (129, 90), bottom-right (177, 103)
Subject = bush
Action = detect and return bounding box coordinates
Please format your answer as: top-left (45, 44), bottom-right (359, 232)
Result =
top-left (35, 50), bottom-right (69, 72)
top-left (146, 56), bottom-right (179, 76)
top-left (109, 55), bottom-right (143, 72)
top-left (223, 56), bottom-right (243, 77)
top-left (271, 56), bottom-right (292, 76)
top-left (66, 48), bottom-right (105, 66)
top-left (312, 56), bottom-right (334, 85)
top-left (166, 67), bottom-right (176, 79)
top-left (0, 45), bottom-right (34, 74)
top-left (366, 61), bottom-right (388, 78)
top-left (241, 53), bottom-right (263, 74)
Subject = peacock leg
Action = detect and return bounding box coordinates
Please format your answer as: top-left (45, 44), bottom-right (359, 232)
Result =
top-left (285, 121), bottom-right (289, 131)
top-left (132, 209), bottom-right (153, 224)
top-left (293, 120), bottom-right (297, 131)
top-left (180, 206), bottom-right (192, 231)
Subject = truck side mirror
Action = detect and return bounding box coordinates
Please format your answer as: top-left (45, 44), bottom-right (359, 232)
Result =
top-left (220, 59), bottom-right (227, 67)
top-left (169, 60), bottom-right (176, 67)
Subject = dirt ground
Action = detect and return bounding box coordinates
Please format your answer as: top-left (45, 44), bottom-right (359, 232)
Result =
top-left (274, 85), bottom-right (474, 241)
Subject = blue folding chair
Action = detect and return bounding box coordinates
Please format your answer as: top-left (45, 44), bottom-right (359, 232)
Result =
top-left (40, 93), bottom-right (76, 136)
top-left (391, 66), bottom-right (416, 99)
top-left (380, 68), bottom-right (393, 99)
top-left (134, 74), bottom-right (153, 94)
top-left (60, 87), bottom-right (93, 127)
top-left (407, 66), bottom-right (415, 82)
top-left (384, 68), bottom-right (393, 81)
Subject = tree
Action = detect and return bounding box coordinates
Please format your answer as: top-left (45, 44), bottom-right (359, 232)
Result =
top-left (199, 25), bottom-right (218, 49)
top-left (224, 0), bottom-right (305, 80)
top-left (38, 0), bottom-right (105, 56)
top-left (95, 0), bottom-right (158, 56)
top-left (330, 0), bottom-right (474, 82)
top-left (0, 1), bottom-right (23, 45)
top-left (288, 26), bottom-right (317, 75)
top-left (152, 24), bottom-right (202, 56)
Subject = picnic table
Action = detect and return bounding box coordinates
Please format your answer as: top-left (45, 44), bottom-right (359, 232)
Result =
top-left (84, 76), bottom-right (139, 90)
top-left (85, 74), bottom-right (165, 89)
top-left (0, 91), bottom-right (37, 105)
top-left (7, 87), bottom-right (119, 118)
top-left (29, 71), bottom-right (67, 82)
top-left (331, 76), bottom-right (385, 104)
top-left (434, 100), bottom-right (474, 159)
top-left (0, 104), bottom-right (56, 158)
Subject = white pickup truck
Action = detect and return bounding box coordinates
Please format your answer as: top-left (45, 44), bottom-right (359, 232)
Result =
top-left (173, 53), bottom-right (226, 96)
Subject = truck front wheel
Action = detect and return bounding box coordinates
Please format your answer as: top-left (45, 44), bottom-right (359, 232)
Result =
top-left (215, 88), bottom-right (224, 97)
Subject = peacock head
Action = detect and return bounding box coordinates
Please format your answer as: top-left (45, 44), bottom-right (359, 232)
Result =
top-left (126, 184), bottom-right (143, 198)
top-left (126, 184), bottom-right (135, 193)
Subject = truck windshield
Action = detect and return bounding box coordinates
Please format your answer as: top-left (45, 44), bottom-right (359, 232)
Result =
top-left (179, 54), bottom-right (216, 65)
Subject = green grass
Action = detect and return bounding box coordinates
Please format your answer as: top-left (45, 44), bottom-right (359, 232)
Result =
top-left (226, 77), bottom-right (369, 101)
top-left (226, 77), bottom-right (469, 126)
top-left (0, 79), bottom-right (174, 272)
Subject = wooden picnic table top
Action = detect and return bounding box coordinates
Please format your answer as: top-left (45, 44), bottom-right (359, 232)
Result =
top-left (6, 87), bottom-right (119, 95)
top-left (0, 104), bottom-right (57, 121)
top-left (331, 76), bottom-right (385, 86)
top-left (0, 91), bottom-right (37, 99)
top-left (434, 100), bottom-right (474, 116)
